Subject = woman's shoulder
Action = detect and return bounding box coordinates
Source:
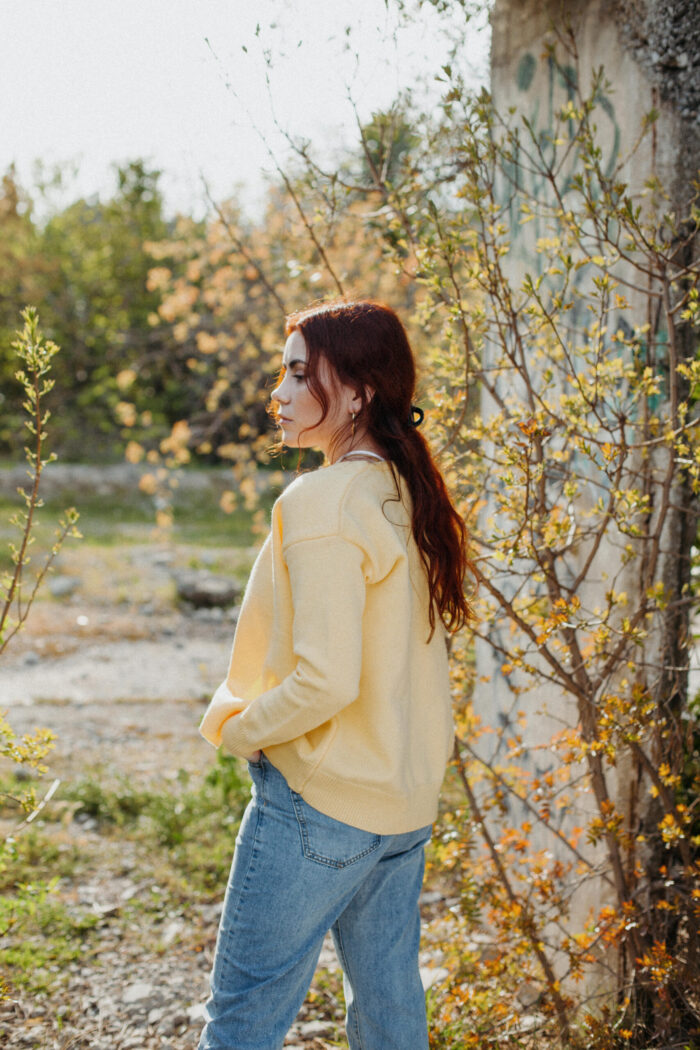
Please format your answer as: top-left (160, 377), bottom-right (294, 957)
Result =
top-left (275, 461), bottom-right (402, 548)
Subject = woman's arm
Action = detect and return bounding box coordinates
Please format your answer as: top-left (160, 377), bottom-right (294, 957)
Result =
top-left (203, 534), bottom-right (367, 758)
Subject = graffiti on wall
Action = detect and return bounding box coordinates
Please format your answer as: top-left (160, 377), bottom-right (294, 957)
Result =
top-left (501, 49), bottom-right (621, 278)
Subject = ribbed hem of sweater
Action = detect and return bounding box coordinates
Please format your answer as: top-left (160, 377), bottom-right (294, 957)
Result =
top-left (265, 744), bottom-right (440, 836)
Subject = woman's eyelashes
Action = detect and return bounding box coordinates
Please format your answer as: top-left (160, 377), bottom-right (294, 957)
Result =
top-left (278, 365), bottom-right (306, 382)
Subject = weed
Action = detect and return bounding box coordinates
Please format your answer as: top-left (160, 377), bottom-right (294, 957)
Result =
top-left (0, 878), bottom-right (98, 995)
top-left (63, 773), bottom-right (152, 827)
top-left (0, 827), bottom-right (84, 892)
top-left (63, 752), bottom-right (250, 895)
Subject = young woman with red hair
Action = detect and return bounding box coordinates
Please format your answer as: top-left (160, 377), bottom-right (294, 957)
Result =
top-left (198, 299), bottom-right (471, 1050)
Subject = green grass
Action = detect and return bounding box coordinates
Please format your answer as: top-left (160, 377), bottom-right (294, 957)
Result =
top-left (0, 826), bottom-right (86, 893)
top-left (0, 489), bottom-right (261, 555)
top-left (0, 877), bottom-right (98, 995)
top-left (0, 754), bottom-right (251, 997)
top-left (0, 460), bottom-right (287, 565)
top-left (61, 752), bottom-right (250, 896)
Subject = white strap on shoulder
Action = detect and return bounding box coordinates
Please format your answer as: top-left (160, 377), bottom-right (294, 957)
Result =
top-left (337, 449), bottom-right (386, 463)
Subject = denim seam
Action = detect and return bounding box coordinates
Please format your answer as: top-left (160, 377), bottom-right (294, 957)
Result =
top-left (334, 918), bottom-right (365, 1050)
top-left (290, 791), bottom-right (381, 869)
top-left (216, 807), bottom-right (263, 979)
top-left (219, 763), bottom-right (267, 973)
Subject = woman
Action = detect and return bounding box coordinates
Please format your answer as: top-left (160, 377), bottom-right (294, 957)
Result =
top-left (198, 299), bottom-right (471, 1050)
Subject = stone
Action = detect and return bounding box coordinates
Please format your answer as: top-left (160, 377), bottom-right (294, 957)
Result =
top-left (158, 1011), bottom-right (188, 1035)
top-left (516, 980), bottom-right (542, 1009)
top-left (122, 980), bottom-right (155, 1004)
top-left (193, 605), bottom-right (225, 622)
top-left (48, 574), bottom-right (81, 598)
top-left (160, 919), bottom-right (184, 946)
top-left (420, 965), bottom-right (449, 990)
top-left (16, 1032), bottom-right (40, 1046)
top-left (298, 1019), bottom-right (335, 1037)
top-left (199, 901), bottom-right (223, 923)
top-left (173, 569), bottom-right (240, 609)
top-left (187, 1002), bottom-right (206, 1022)
top-left (92, 900), bottom-right (120, 917)
top-left (514, 1012), bottom-right (547, 1032)
top-left (74, 814), bottom-right (98, 831)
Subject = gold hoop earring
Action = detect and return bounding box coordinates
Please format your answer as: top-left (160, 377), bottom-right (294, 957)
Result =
top-left (351, 410), bottom-right (357, 438)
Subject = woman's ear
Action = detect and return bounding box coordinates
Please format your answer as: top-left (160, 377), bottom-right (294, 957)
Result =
top-left (350, 386), bottom-right (374, 413)
top-left (349, 389), bottom-right (362, 415)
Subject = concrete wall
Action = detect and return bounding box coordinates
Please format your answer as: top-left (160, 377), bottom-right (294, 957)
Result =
top-left (480, 0), bottom-right (699, 965)
top-left (491, 0), bottom-right (699, 222)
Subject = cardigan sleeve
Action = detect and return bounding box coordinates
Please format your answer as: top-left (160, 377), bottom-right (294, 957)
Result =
top-left (216, 532), bottom-right (367, 757)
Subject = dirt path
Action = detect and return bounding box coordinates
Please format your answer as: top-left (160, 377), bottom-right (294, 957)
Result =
top-left (3, 608), bottom-right (227, 780)
top-left (1, 535), bottom-right (244, 760)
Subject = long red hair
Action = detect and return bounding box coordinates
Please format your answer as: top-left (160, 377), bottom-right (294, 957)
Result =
top-left (284, 299), bottom-right (472, 634)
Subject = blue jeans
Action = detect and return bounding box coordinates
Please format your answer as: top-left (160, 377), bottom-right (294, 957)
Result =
top-left (198, 753), bottom-right (432, 1050)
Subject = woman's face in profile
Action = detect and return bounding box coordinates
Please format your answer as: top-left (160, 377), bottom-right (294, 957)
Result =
top-left (271, 329), bottom-right (357, 458)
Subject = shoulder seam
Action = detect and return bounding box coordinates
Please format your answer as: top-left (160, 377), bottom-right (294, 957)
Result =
top-left (279, 463), bottom-right (375, 550)
top-left (283, 533), bottom-right (368, 556)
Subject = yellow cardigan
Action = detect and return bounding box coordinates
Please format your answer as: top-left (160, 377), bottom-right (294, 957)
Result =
top-left (199, 459), bottom-right (454, 835)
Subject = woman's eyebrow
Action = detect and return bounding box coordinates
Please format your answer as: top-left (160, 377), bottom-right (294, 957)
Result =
top-left (282, 358), bottom-right (306, 369)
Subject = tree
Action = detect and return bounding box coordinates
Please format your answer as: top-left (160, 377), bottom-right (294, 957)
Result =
top-left (0, 162), bottom-right (184, 460)
top-left (38, 161), bottom-right (182, 457)
top-left (0, 170), bottom-right (48, 449)
top-left (1, 310), bottom-right (80, 952)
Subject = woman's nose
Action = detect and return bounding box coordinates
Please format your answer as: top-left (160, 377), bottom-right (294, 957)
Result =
top-left (272, 382), bottom-right (289, 404)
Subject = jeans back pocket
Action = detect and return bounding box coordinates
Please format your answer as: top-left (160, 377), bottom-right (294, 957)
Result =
top-left (290, 790), bottom-right (382, 869)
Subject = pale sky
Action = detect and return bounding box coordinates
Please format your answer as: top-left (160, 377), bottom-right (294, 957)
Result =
top-left (1, 0), bottom-right (489, 218)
